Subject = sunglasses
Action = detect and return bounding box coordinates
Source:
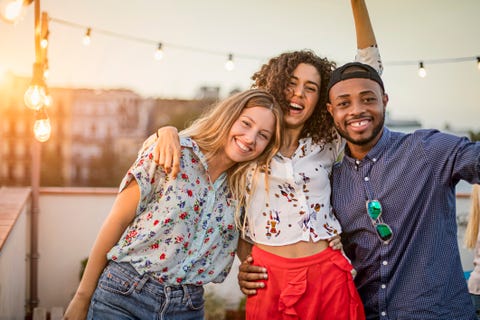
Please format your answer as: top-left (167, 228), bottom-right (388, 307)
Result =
top-left (366, 200), bottom-right (393, 243)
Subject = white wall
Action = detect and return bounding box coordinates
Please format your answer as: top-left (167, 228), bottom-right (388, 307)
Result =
top-left (0, 204), bottom-right (29, 320)
top-left (37, 190), bottom-right (114, 309)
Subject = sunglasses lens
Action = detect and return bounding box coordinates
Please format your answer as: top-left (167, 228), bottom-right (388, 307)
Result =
top-left (367, 200), bottom-right (382, 220)
top-left (376, 223), bottom-right (393, 242)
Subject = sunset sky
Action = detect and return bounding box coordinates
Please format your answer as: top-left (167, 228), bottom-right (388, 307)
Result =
top-left (0, 0), bottom-right (479, 129)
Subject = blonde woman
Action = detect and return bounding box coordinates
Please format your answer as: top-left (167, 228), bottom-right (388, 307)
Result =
top-left (465, 184), bottom-right (480, 319)
top-left (64, 89), bottom-right (283, 320)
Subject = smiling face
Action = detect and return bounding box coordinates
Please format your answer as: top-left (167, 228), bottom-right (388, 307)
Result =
top-left (283, 63), bottom-right (321, 131)
top-left (327, 77), bottom-right (388, 159)
top-left (224, 106), bottom-right (276, 164)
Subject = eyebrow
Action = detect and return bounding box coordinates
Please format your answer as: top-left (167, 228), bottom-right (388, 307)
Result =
top-left (334, 90), bottom-right (376, 99)
top-left (242, 114), bottom-right (273, 135)
top-left (291, 76), bottom-right (320, 89)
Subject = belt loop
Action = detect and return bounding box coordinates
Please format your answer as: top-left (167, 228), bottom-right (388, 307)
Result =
top-left (164, 285), bottom-right (171, 298)
top-left (181, 285), bottom-right (190, 304)
top-left (134, 273), bottom-right (150, 293)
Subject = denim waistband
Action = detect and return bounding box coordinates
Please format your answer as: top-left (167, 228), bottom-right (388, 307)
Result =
top-left (105, 260), bottom-right (203, 298)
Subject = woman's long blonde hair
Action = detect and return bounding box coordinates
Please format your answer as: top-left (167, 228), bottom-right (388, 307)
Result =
top-left (181, 89), bottom-right (283, 224)
top-left (464, 184), bottom-right (480, 249)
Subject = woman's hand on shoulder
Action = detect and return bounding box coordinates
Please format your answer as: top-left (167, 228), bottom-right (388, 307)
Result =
top-left (153, 126), bottom-right (181, 178)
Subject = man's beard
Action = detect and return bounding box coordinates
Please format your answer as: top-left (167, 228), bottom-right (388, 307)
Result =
top-left (335, 113), bottom-right (385, 146)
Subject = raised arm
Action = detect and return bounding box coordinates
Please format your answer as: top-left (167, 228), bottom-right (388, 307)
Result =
top-left (350, 0), bottom-right (383, 74)
top-left (351, 0), bottom-right (377, 48)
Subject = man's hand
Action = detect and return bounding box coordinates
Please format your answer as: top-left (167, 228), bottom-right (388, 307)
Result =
top-left (329, 234), bottom-right (343, 250)
top-left (238, 255), bottom-right (268, 295)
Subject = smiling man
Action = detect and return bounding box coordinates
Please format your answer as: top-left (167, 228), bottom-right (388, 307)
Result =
top-left (327, 62), bottom-right (480, 320)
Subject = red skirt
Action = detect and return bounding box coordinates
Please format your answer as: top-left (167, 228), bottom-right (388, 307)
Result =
top-left (246, 246), bottom-right (365, 320)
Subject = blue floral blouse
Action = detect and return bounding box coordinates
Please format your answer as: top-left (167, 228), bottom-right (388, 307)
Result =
top-left (107, 137), bottom-right (238, 285)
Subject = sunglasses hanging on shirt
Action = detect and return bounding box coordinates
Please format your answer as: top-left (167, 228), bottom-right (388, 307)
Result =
top-left (366, 199), bottom-right (393, 244)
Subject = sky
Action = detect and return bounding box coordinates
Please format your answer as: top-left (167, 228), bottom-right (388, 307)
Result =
top-left (0, 0), bottom-right (479, 130)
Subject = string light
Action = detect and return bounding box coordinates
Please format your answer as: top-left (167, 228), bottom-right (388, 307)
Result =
top-left (0, 0), bottom-right (31, 24)
top-left (40, 37), bottom-right (48, 48)
top-left (82, 27), bottom-right (91, 46)
top-left (40, 34), bottom-right (48, 48)
top-left (44, 17), bottom-right (480, 77)
top-left (43, 87), bottom-right (52, 107)
top-left (24, 62), bottom-right (47, 110)
top-left (154, 42), bottom-right (163, 61)
top-left (418, 61), bottom-right (427, 78)
top-left (33, 106), bottom-right (51, 142)
top-left (225, 53), bottom-right (234, 71)
top-left (43, 60), bottom-right (49, 79)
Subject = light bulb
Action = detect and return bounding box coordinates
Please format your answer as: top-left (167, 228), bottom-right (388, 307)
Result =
top-left (24, 85), bottom-right (46, 110)
top-left (34, 118), bottom-right (51, 142)
top-left (154, 43), bottom-right (163, 60)
top-left (417, 62), bottom-right (426, 78)
top-left (34, 107), bottom-right (51, 142)
top-left (225, 54), bottom-right (234, 71)
top-left (40, 38), bottom-right (48, 49)
top-left (0, 0), bottom-right (25, 24)
top-left (24, 62), bottom-right (47, 110)
top-left (83, 28), bottom-right (91, 46)
top-left (44, 93), bottom-right (52, 107)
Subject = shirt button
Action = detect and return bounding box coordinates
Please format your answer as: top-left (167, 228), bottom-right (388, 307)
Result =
top-left (364, 177), bottom-right (369, 181)
top-left (381, 311), bottom-right (386, 316)
top-left (382, 260), bottom-right (388, 266)
top-left (381, 284), bottom-right (386, 289)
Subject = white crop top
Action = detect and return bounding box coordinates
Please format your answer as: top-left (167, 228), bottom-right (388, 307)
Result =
top-left (244, 137), bottom-right (344, 246)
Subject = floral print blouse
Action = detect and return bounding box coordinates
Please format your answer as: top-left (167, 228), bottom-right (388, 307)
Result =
top-left (107, 137), bottom-right (238, 285)
top-left (245, 137), bottom-right (344, 245)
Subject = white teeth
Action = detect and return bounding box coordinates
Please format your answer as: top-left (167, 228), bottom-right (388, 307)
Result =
top-left (351, 120), bottom-right (368, 127)
top-left (290, 103), bottom-right (303, 110)
top-left (236, 139), bottom-right (250, 151)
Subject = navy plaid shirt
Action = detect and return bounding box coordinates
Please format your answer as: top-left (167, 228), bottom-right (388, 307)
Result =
top-left (332, 128), bottom-right (480, 320)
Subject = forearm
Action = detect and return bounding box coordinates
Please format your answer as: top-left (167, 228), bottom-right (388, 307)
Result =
top-left (73, 218), bottom-right (129, 300)
top-left (351, 0), bottom-right (377, 48)
top-left (237, 237), bottom-right (253, 262)
top-left (74, 183), bottom-right (139, 300)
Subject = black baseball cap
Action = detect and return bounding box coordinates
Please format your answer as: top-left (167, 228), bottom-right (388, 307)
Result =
top-left (327, 62), bottom-right (384, 96)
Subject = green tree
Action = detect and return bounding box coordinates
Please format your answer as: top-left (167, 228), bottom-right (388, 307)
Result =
top-left (469, 130), bottom-right (480, 142)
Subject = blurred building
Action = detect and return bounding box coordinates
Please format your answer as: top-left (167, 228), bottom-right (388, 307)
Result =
top-left (0, 73), bottom-right (215, 188)
top-left (0, 72), bottom-right (35, 186)
top-left (53, 88), bottom-right (156, 186)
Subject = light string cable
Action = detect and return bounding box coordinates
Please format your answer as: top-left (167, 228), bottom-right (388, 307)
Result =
top-left (48, 16), bottom-right (265, 67)
top-left (49, 17), bottom-right (480, 73)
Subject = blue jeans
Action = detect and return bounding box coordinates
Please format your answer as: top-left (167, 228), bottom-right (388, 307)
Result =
top-left (87, 261), bottom-right (205, 320)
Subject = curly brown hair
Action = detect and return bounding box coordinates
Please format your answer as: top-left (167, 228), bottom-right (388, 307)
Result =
top-left (251, 50), bottom-right (337, 143)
